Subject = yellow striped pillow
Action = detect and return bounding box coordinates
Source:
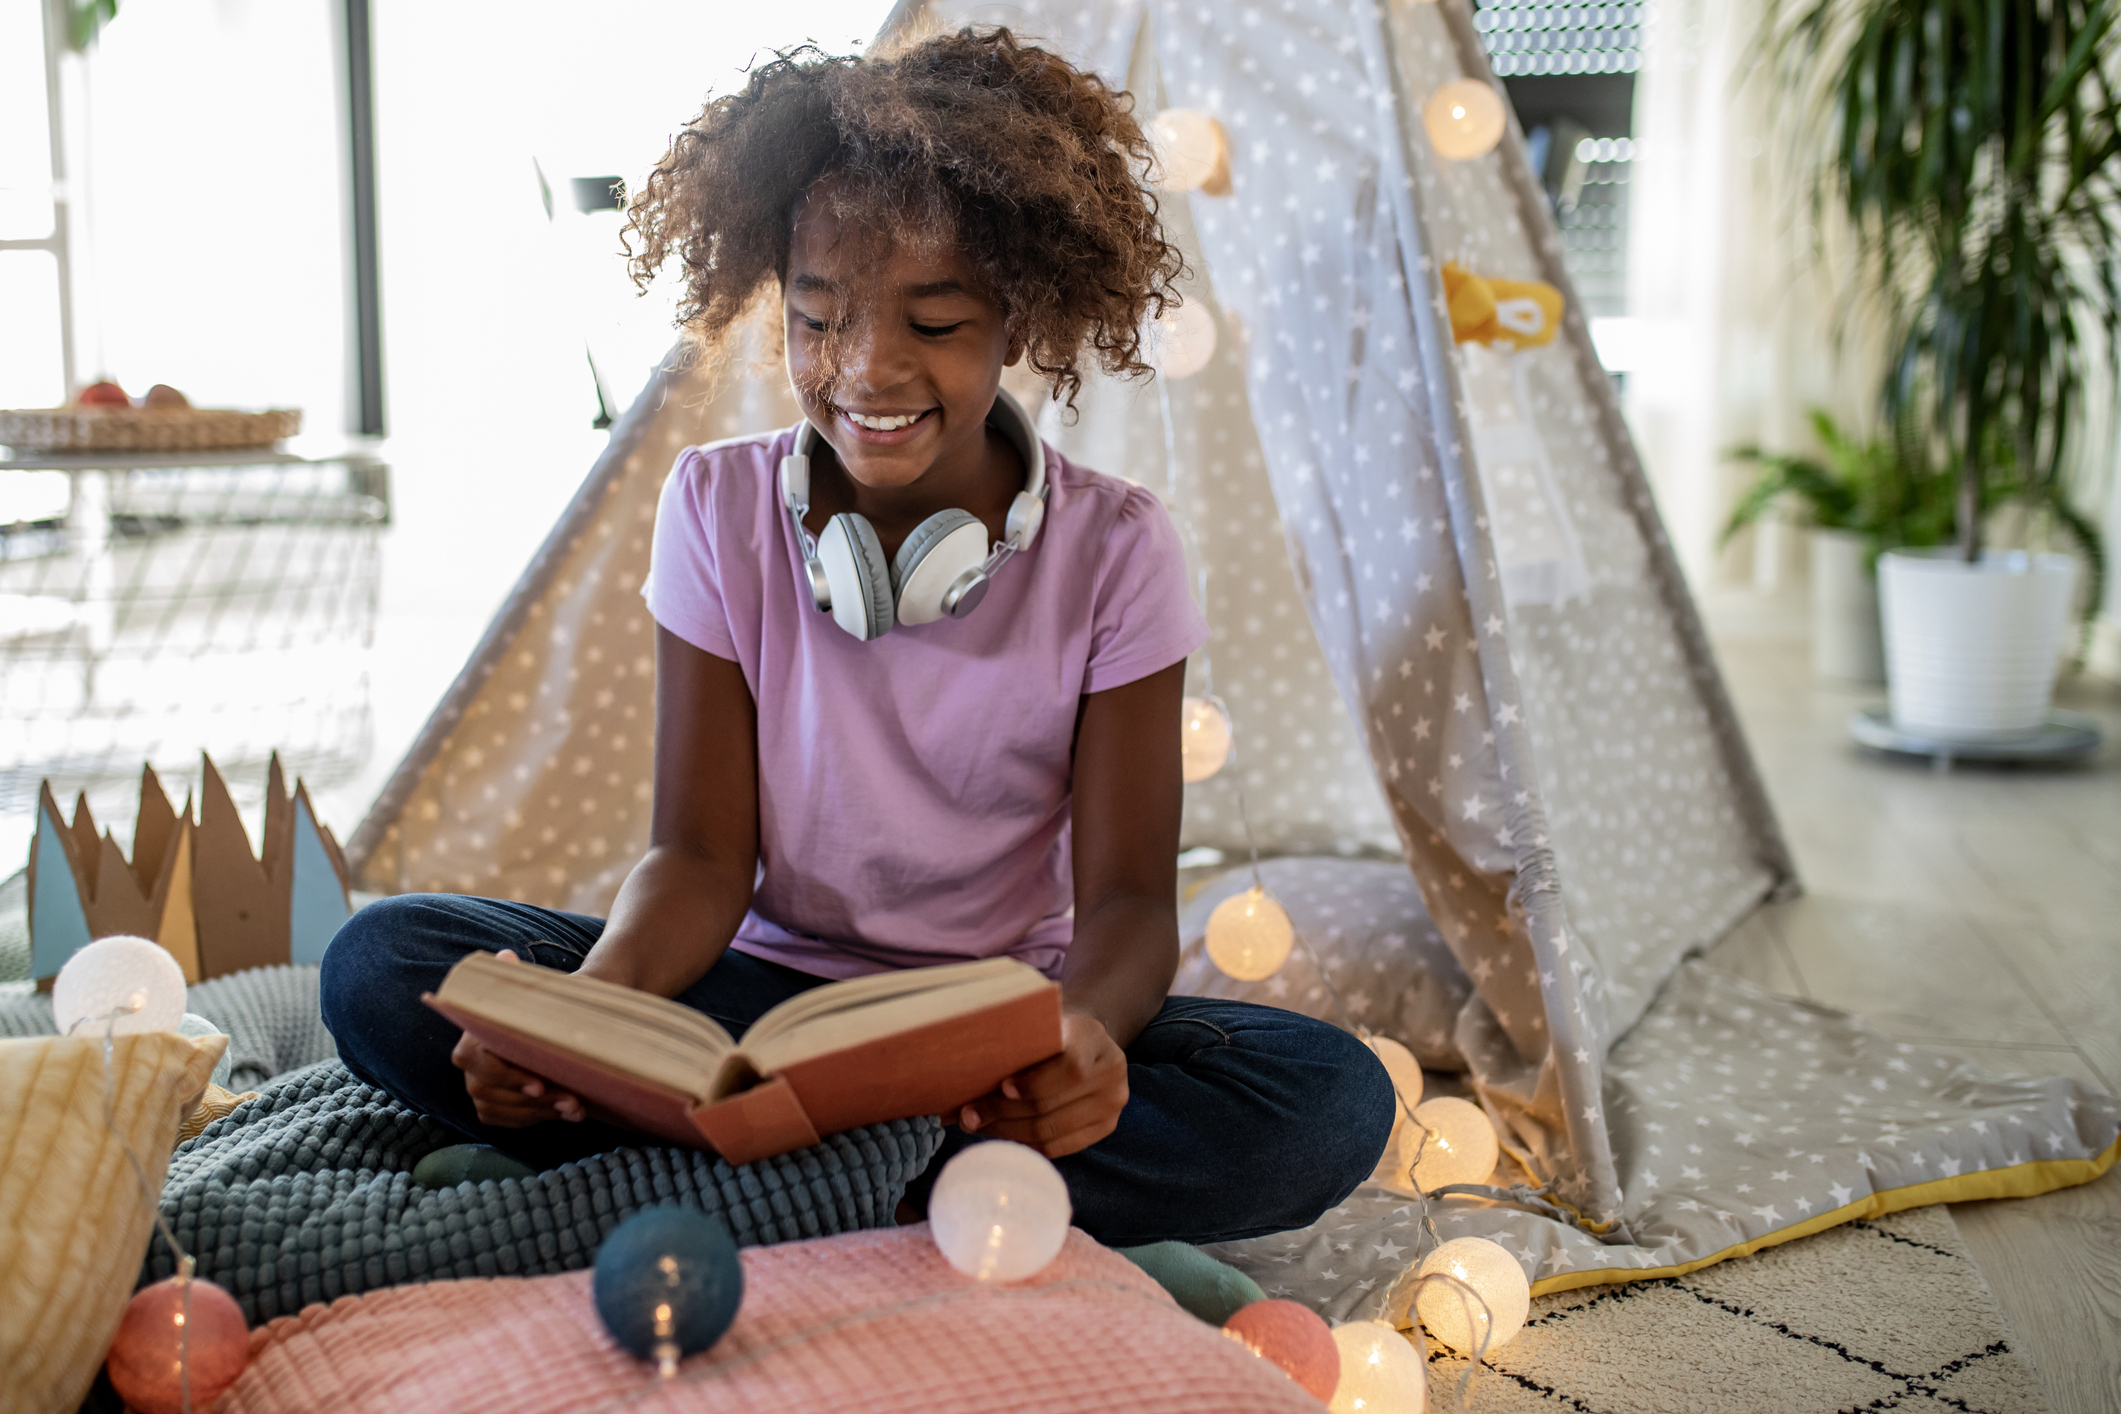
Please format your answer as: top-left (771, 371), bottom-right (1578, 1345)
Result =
top-left (0, 1032), bottom-right (226, 1414)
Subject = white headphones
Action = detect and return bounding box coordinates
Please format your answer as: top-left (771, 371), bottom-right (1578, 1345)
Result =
top-left (779, 388), bottom-right (1048, 641)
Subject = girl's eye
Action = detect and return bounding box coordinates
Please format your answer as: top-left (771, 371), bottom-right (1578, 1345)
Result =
top-left (801, 317), bottom-right (828, 333)
top-left (912, 322), bottom-right (964, 337)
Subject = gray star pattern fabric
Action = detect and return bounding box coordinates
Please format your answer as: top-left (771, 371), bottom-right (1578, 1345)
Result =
top-left (1174, 857), bottom-right (1470, 1069)
top-left (1204, 958), bottom-right (2120, 1315)
top-left (913, 0), bottom-right (2121, 1314)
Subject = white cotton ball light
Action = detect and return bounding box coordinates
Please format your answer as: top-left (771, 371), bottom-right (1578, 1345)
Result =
top-left (1405, 1096), bottom-right (1498, 1191)
top-left (1205, 886), bottom-right (1294, 982)
top-left (1365, 1036), bottom-right (1426, 1183)
top-left (1327, 1320), bottom-right (1429, 1414)
top-left (1422, 80), bottom-right (1507, 161)
top-left (1180, 696), bottom-right (1233, 782)
top-left (52, 935), bottom-right (186, 1037)
top-left (1149, 108), bottom-right (1231, 194)
top-left (1151, 299), bottom-right (1219, 380)
top-left (929, 1141), bottom-right (1071, 1283)
top-left (1365, 1036), bottom-right (1425, 1116)
top-left (1413, 1236), bottom-right (1531, 1354)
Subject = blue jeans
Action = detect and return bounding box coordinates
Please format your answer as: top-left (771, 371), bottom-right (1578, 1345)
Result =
top-left (319, 894), bottom-right (1394, 1247)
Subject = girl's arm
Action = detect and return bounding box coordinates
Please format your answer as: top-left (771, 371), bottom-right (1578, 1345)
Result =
top-left (579, 626), bottom-right (761, 992)
top-left (454, 627), bottom-right (759, 1126)
top-left (960, 659), bottom-right (1186, 1157)
top-left (1060, 659), bottom-right (1186, 1044)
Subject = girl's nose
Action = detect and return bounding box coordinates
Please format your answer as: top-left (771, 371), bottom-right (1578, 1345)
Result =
top-left (838, 317), bottom-right (919, 393)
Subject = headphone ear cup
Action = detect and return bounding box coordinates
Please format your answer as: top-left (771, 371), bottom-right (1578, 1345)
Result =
top-left (892, 509), bottom-right (989, 626)
top-left (818, 513), bottom-right (895, 640)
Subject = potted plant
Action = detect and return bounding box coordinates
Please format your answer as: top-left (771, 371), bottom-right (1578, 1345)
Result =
top-left (1770, 0), bottom-right (2117, 738)
top-left (1722, 409), bottom-right (1958, 681)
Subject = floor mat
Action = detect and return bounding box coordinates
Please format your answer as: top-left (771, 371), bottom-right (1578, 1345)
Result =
top-left (1418, 1205), bottom-right (2045, 1414)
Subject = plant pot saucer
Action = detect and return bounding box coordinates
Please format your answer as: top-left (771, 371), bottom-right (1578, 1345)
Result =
top-left (1849, 706), bottom-right (2102, 766)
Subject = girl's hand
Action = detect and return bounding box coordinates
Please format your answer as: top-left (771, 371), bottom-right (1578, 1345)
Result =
top-left (451, 950), bottom-right (585, 1128)
top-left (958, 1010), bottom-right (1127, 1159)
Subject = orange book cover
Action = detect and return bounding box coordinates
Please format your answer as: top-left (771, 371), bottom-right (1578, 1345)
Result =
top-left (425, 982), bottom-right (1062, 1164)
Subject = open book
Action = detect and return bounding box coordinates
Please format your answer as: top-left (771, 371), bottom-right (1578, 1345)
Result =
top-left (424, 951), bottom-right (1063, 1164)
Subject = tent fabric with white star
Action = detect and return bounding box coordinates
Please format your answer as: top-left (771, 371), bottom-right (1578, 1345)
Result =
top-left (904, 0), bottom-right (2121, 1312)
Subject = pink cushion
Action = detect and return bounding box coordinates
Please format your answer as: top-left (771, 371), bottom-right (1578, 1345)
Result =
top-left (219, 1225), bottom-right (1327, 1413)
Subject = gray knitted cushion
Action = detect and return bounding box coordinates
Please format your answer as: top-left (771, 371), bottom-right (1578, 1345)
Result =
top-left (145, 1060), bottom-right (944, 1322)
top-left (0, 962), bottom-right (335, 1091)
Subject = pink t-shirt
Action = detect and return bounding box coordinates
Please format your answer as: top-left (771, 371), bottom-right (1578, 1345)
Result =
top-left (642, 425), bottom-right (1208, 980)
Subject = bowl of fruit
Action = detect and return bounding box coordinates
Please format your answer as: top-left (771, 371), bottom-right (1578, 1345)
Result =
top-left (1, 381), bottom-right (301, 454)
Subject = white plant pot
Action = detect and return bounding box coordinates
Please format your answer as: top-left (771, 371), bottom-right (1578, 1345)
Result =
top-left (1809, 528), bottom-right (1884, 683)
top-left (1878, 549), bottom-right (2077, 738)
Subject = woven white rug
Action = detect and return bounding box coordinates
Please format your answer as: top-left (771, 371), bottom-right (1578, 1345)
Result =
top-left (1421, 1206), bottom-right (2045, 1414)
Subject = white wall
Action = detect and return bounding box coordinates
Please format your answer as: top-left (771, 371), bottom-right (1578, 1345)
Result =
top-left (1624, 0), bottom-right (1880, 592)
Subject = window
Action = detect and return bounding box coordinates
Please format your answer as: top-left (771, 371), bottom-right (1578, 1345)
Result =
top-left (1475, 0), bottom-right (1640, 324)
top-left (0, 0), bottom-right (72, 409)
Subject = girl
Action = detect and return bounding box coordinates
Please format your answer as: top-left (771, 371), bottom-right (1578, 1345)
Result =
top-left (322, 27), bottom-right (1391, 1248)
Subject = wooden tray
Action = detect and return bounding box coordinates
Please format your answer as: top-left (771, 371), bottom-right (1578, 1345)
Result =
top-left (0, 406), bottom-right (302, 453)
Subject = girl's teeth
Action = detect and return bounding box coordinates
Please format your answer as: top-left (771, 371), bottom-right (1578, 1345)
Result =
top-left (851, 411), bottom-right (920, 430)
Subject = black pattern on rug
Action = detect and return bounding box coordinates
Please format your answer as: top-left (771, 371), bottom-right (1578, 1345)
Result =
top-left (1419, 1208), bottom-right (2044, 1414)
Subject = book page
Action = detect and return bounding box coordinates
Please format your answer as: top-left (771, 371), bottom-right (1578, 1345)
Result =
top-left (739, 958), bottom-right (1052, 1078)
top-left (438, 953), bottom-right (736, 1094)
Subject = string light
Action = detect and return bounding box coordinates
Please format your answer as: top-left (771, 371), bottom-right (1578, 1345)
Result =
top-left (106, 1271), bottom-right (248, 1414)
top-left (592, 1207), bottom-right (744, 1377)
top-left (1365, 1035), bottom-right (1424, 1115)
top-left (1204, 886), bottom-right (1295, 981)
top-left (1222, 1298), bottom-right (1341, 1401)
top-left (1180, 695), bottom-right (1234, 782)
top-left (1422, 80), bottom-right (1506, 160)
top-left (53, 935), bottom-right (187, 1037)
top-left (929, 1141), bottom-right (1071, 1283)
top-left (1148, 108), bottom-right (1232, 194)
top-left (1405, 1097), bottom-right (1499, 1191)
top-left (1412, 1237), bottom-right (1529, 1354)
top-left (1326, 1320), bottom-right (1429, 1413)
top-left (1151, 300), bottom-right (1220, 380)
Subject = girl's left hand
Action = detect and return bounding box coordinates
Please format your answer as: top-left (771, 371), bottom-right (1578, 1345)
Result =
top-left (958, 1010), bottom-right (1128, 1159)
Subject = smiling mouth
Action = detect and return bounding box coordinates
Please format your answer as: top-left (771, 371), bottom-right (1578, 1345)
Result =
top-left (838, 406), bottom-right (936, 432)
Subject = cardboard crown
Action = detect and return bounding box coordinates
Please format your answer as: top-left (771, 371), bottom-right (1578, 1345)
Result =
top-left (28, 754), bottom-right (352, 985)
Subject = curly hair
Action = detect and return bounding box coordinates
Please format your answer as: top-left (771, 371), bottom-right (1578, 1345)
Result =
top-left (622, 26), bottom-right (1183, 409)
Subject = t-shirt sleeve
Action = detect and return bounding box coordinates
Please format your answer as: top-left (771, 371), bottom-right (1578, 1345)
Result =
top-left (1083, 484), bottom-right (1212, 694)
top-left (641, 446), bottom-right (739, 661)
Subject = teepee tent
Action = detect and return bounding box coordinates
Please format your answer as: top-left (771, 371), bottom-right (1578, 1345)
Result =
top-left (346, 0), bottom-right (2119, 1318)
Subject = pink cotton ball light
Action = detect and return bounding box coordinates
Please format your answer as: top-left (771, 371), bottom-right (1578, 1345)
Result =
top-left (1222, 1298), bottom-right (1340, 1402)
top-left (106, 1275), bottom-right (249, 1414)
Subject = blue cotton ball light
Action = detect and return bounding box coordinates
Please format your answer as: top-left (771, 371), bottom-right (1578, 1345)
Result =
top-left (593, 1208), bottom-right (744, 1377)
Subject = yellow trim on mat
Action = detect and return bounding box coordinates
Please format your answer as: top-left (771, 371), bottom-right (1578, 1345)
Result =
top-left (1527, 1132), bottom-right (2121, 1297)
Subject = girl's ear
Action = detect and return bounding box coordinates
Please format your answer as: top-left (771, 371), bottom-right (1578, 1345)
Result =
top-left (1004, 333), bottom-right (1026, 368)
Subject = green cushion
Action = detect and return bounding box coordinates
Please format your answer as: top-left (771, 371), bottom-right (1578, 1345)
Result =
top-left (412, 1144), bottom-right (539, 1189)
top-left (1115, 1240), bottom-right (1266, 1325)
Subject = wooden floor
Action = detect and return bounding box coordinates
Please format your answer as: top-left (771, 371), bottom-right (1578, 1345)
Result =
top-left (1697, 595), bottom-right (2121, 1414)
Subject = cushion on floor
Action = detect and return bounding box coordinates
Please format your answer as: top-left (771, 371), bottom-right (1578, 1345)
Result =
top-left (1177, 856), bottom-right (1470, 1068)
top-left (0, 1033), bottom-right (224, 1414)
top-left (216, 1225), bottom-right (1329, 1414)
top-left (148, 1059), bottom-right (944, 1322)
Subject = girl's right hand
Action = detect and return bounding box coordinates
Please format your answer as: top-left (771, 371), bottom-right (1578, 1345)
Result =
top-left (450, 949), bottom-right (585, 1127)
